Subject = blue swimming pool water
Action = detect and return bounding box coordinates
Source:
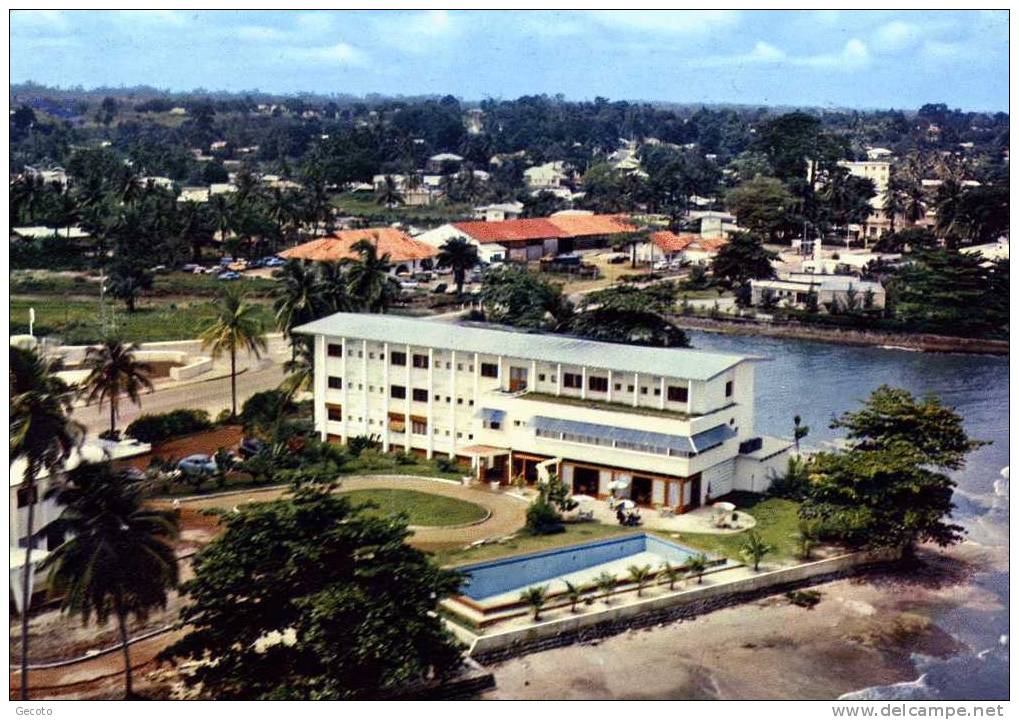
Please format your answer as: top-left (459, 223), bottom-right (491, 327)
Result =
top-left (458, 533), bottom-right (700, 601)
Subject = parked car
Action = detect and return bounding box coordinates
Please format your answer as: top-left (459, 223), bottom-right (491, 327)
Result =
top-left (399, 279), bottom-right (419, 289)
top-left (607, 254), bottom-right (629, 264)
top-left (150, 264), bottom-right (169, 274)
top-left (177, 454), bottom-right (217, 475)
top-left (262, 256), bottom-right (286, 268)
top-left (238, 437), bottom-right (265, 459)
top-left (219, 256), bottom-right (235, 267)
top-left (182, 263), bottom-right (202, 273)
top-left (432, 282), bottom-right (448, 294)
top-left (217, 271), bottom-right (241, 281)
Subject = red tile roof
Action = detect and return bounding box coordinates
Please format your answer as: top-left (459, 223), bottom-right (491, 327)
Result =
top-left (650, 231), bottom-right (698, 253)
top-left (692, 237), bottom-right (729, 253)
top-left (451, 218), bottom-right (569, 244)
top-left (280, 228), bottom-right (436, 263)
top-left (547, 214), bottom-right (637, 237)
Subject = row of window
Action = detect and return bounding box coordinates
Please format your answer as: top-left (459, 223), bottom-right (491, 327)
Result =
top-left (561, 372), bottom-right (693, 402)
top-left (329, 343), bottom-right (483, 373)
top-left (326, 410), bottom-right (476, 441)
top-left (533, 428), bottom-right (720, 458)
top-left (327, 377), bottom-right (481, 407)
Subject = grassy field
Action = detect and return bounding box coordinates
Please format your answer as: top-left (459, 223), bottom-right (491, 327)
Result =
top-left (11, 270), bottom-right (277, 298)
top-left (338, 488), bottom-right (488, 527)
top-left (332, 192), bottom-right (474, 226)
top-left (9, 295), bottom-right (275, 344)
top-left (433, 522), bottom-right (637, 567)
top-left (671, 493), bottom-right (803, 563)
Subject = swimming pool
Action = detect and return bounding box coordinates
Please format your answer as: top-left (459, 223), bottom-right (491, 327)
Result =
top-left (457, 533), bottom-right (707, 603)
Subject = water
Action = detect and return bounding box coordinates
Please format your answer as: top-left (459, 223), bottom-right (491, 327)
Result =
top-left (687, 330), bottom-right (1009, 700)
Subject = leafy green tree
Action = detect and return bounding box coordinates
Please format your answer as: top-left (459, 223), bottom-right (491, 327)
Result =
top-left (627, 564), bottom-right (653, 597)
top-left (436, 237), bottom-right (480, 296)
top-left (200, 289), bottom-right (268, 418)
top-left (570, 283), bottom-right (690, 347)
top-left (520, 585), bottom-right (549, 621)
top-left (345, 237), bottom-right (399, 313)
top-left (710, 231), bottom-right (777, 304)
top-left (480, 265), bottom-right (574, 330)
top-left (524, 493), bottom-right (565, 535)
top-left (41, 462), bottom-right (179, 698)
top-left (562, 580), bottom-right (583, 613)
top-left (79, 338), bottom-right (153, 439)
top-left (9, 346), bottom-right (84, 700)
top-left (768, 455), bottom-right (811, 500)
top-left (739, 530), bottom-right (772, 571)
top-left (793, 415), bottom-right (809, 452)
top-left (106, 259), bottom-right (154, 313)
top-left (872, 227), bottom-right (937, 254)
top-left (725, 176), bottom-right (796, 241)
top-left (159, 486), bottom-right (464, 699)
top-left (684, 553), bottom-right (709, 584)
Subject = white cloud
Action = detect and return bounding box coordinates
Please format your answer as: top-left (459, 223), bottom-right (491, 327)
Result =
top-left (11, 10), bottom-right (70, 34)
top-left (800, 38), bottom-right (871, 69)
top-left (747, 41), bottom-right (786, 63)
top-left (588, 10), bottom-right (739, 35)
top-left (287, 42), bottom-right (366, 66)
top-left (237, 25), bottom-right (288, 42)
top-left (873, 20), bottom-right (921, 53)
top-left (686, 41), bottom-right (786, 69)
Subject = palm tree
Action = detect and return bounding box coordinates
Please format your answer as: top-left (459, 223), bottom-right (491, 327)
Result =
top-left (209, 193), bottom-right (233, 246)
top-left (882, 174), bottom-right (907, 234)
top-left (562, 580), bottom-right (583, 613)
top-left (793, 414), bottom-right (809, 453)
top-left (627, 564), bottom-right (653, 597)
top-left (10, 346), bottom-right (84, 700)
top-left (437, 237), bottom-right (480, 295)
top-left (78, 338), bottom-right (154, 439)
top-left (41, 462), bottom-right (179, 698)
top-left (594, 571), bottom-right (617, 603)
top-left (740, 531), bottom-right (772, 572)
top-left (375, 175), bottom-right (404, 208)
top-left (345, 237), bottom-right (398, 313)
top-left (279, 338), bottom-right (314, 400)
top-left (685, 553), bottom-right (709, 584)
top-left (659, 561), bottom-right (682, 591)
top-left (200, 289), bottom-right (268, 419)
top-left (519, 585), bottom-right (548, 621)
top-left (903, 183), bottom-right (927, 227)
top-left (273, 259), bottom-right (327, 357)
top-left (317, 261), bottom-right (356, 313)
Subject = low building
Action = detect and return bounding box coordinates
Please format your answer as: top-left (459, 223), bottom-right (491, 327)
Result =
top-left (636, 231), bottom-right (728, 265)
top-left (24, 164), bottom-right (68, 188)
top-left (296, 313), bottom-right (791, 513)
top-left (425, 153), bottom-right (464, 174)
top-left (750, 274), bottom-right (885, 311)
top-left (279, 227), bottom-right (438, 275)
top-left (178, 186), bottom-right (211, 203)
top-left (473, 202), bottom-right (524, 222)
top-left (523, 161), bottom-right (568, 189)
top-left (12, 225), bottom-right (90, 240)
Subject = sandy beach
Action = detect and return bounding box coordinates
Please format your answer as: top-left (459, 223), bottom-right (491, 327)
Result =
top-left (481, 541), bottom-right (1007, 700)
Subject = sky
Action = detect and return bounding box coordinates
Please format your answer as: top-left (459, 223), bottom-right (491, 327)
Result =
top-left (9, 9), bottom-right (1010, 111)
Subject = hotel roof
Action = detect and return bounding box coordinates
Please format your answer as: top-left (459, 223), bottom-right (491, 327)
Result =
top-left (451, 214), bottom-right (637, 245)
top-left (279, 228), bottom-right (436, 263)
top-left (295, 313), bottom-right (755, 381)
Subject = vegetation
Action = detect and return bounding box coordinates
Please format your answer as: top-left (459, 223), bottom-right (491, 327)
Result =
top-left (436, 237), bottom-right (480, 296)
top-left (674, 493), bottom-right (802, 563)
top-left (627, 564), bottom-right (653, 597)
top-left (659, 561), bottom-right (682, 590)
top-left (739, 530), bottom-right (773, 571)
top-left (9, 345), bottom-right (84, 700)
top-left (77, 338), bottom-right (153, 438)
top-left (595, 572), bottom-right (618, 602)
top-left (124, 409), bottom-right (214, 444)
top-left (562, 580), bottom-right (584, 613)
top-left (200, 288), bottom-right (268, 418)
top-left (685, 553), bottom-right (709, 584)
top-left (160, 484), bottom-right (465, 699)
top-left (710, 231), bottom-right (778, 305)
top-left (519, 585), bottom-right (549, 621)
top-left (337, 488), bottom-right (487, 527)
top-left (41, 462), bottom-right (179, 698)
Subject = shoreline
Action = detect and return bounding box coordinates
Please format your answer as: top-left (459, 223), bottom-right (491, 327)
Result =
top-left (671, 316), bottom-right (1009, 356)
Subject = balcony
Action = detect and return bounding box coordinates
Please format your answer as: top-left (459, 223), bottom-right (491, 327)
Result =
top-left (515, 391), bottom-right (693, 421)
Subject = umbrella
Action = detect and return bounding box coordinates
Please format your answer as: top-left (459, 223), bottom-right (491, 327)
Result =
top-left (620, 499), bottom-right (636, 510)
top-left (608, 477), bottom-right (631, 491)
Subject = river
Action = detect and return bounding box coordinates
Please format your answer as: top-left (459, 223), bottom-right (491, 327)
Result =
top-left (688, 330), bottom-right (1009, 700)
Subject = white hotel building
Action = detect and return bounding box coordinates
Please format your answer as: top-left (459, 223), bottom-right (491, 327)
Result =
top-left (296, 314), bottom-right (791, 514)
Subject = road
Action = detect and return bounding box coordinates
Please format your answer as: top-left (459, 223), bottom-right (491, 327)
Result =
top-left (74, 339), bottom-right (290, 435)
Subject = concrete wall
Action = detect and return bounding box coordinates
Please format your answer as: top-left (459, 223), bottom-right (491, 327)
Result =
top-left (467, 548), bottom-right (900, 661)
top-left (170, 357), bottom-right (213, 381)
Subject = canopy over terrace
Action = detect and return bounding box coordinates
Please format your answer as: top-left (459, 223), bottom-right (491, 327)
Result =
top-left (458, 444), bottom-right (511, 483)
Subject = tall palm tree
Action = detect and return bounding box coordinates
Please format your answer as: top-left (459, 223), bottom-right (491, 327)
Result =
top-left (10, 346), bottom-right (84, 700)
top-left (78, 338), bottom-right (154, 439)
top-left (437, 237), bottom-right (480, 295)
top-left (201, 289), bottom-right (268, 418)
top-left (317, 261), bottom-right (356, 313)
top-left (344, 237), bottom-right (398, 313)
top-left (375, 175), bottom-right (404, 208)
top-left (882, 173), bottom-right (907, 234)
top-left (272, 259), bottom-right (327, 357)
top-left (41, 462), bottom-right (179, 699)
top-left (279, 338), bottom-right (314, 400)
top-left (209, 193), bottom-right (233, 246)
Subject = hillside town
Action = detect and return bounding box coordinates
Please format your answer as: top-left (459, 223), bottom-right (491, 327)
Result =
top-left (8, 8), bottom-right (1009, 709)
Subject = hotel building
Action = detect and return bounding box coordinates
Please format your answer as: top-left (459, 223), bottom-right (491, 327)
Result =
top-left (296, 314), bottom-right (790, 513)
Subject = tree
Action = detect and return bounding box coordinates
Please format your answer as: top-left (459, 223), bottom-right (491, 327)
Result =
top-left (872, 227), bottom-right (937, 254)
top-left (200, 289), bottom-right (268, 418)
top-left (594, 572), bottom-right (617, 603)
top-left (520, 585), bottom-right (549, 621)
top-left (41, 462), bottom-right (179, 698)
top-left (273, 259), bottom-right (327, 357)
top-left (345, 237), bottom-right (399, 313)
top-left (792, 414), bottom-right (809, 453)
top-left (570, 283), bottom-right (690, 347)
top-left (562, 580), bottom-right (583, 613)
top-left (9, 346), bottom-right (84, 700)
top-left (802, 385), bottom-right (985, 554)
top-left (480, 265), bottom-right (574, 330)
top-left (725, 176), bottom-right (795, 241)
top-left (159, 486), bottom-right (464, 699)
top-left (78, 338), bottom-right (154, 439)
top-left (106, 259), bottom-right (154, 313)
top-left (685, 553), bottom-right (709, 584)
top-left (375, 175), bottom-right (404, 208)
top-left (739, 530), bottom-right (772, 571)
top-left (659, 561), bottom-right (682, 591)
top-left (627, 564), bottom-right (653, 597)
top-left (436, 237), bottom-right (480, 296)
top-left (710, 231), bottom-right (777, 303)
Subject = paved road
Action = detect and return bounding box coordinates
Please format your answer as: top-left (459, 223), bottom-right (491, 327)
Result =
top-left (74, 340), bottom-right (290, 435)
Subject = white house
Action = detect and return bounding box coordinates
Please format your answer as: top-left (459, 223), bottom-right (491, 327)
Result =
top-left (750, 274), bottom-right (886, 311)
top-left (296, 314), bottom-right (791, 511)
top-left (523, 161), bottom-right (568, 189)
top-left (473, 202), bottom-right (524, 222)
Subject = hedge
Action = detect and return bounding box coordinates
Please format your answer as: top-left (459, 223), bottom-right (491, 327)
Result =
top-left (125, 409), bottom-right (214, 444)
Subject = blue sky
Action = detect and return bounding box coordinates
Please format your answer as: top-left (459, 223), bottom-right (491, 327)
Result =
top-left (9, 10), bottom-right (1009, 111)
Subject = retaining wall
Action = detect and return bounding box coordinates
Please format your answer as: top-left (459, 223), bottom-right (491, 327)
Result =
top-left (469, 547), bottom-right (900, 663)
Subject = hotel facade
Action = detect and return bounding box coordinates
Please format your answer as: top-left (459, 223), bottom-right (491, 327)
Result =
top-left (296, 314), bottom-right (790, 513)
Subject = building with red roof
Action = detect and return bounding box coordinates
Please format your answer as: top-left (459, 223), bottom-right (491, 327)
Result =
top-left (279, 228), bottom-right (437, 274)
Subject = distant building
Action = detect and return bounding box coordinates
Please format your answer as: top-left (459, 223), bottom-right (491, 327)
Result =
top-left (473, 202), bottom-right (524, 222)
top-left (464, 108), bottom-right (484, 135)
top-left (12, 225), bottom-right (90, 240)
top-left (279, 227), bottom-right (438, 275)
top-left (523, 161), bottom-right (567, 189)
top-left (168, 106), bottom-right (187, 116)
top-left (960, 238), bottom-right (1009, 265)
top-left (425, 153), bottom-right (464, 174)
top-left (24, 164), bottom-right (68, 188)
top-left (865, 147), bottom-right (894, 160)
top-left (178, 186), bottom-right (211, 203)
top-left (636, 231), bottom-right (729, 265)
top-left (750, 274), bottom-right (885, 311)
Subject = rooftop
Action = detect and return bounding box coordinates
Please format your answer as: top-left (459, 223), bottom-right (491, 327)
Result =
top-left (294, 314), bottom-right (756, 381)
top-left (280, 228), bottom-right (436, 263)
top-left (451, 214), bottom-right (636, 244)
top-left (517, 391), bottom-right (706, 421)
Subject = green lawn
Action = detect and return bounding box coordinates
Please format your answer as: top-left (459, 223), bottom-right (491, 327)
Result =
top-left (671, 493), bottom-right (803, 563)
top-left (11, 271), bottom-right (276, 298)
top-left (9, 295), bottom-right (275, 344)
top-left (434, 522), bottom-right (638, 567)
top-left (338, 488), bottom-right (488, 527)
top-left (332, 192), bottom-right (473, 226)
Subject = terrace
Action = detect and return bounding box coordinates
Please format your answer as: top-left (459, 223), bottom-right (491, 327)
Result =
top-left (517, 391), bottom-right (713, 421)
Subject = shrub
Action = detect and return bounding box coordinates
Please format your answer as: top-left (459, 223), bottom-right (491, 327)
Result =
top-left (767, 456), bottom-right (811, 500)
top-left (394, 450), bottom-right (418, 466)
top-left (525, 495), bottom-right (564, 535)
top-left (240, 389), bottom-right (295, 431)
top-left (434, 455), bottom-right (460, 474)
top-left (125, 409), bottom-right (213, 444)
top-left (346, 434), bottom-right (382, 457)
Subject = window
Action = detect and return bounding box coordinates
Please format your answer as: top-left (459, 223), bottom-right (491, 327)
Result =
top-left (390, 351), bottom-right (407, 366)
top-left (369, 352), bottom-right (375, 359)
top-left (668, 385), bottom-right (689, 403)
top-left (445, 362), bottom-right (451, 369)
top-left (411, 419), bottom-right (428, 435)
top-left (457, 363), bottom-right (464, 371)
top-left (457, 398), bottom-right (463, 405)
top-left (640, 386), bottom-right (649, 395)
top-left (413, 354), bottom-right (429, 369)
top-left (16, 486), bottom-right (36, 508)
top-left (627, 384), bottom-right (635, 392)
top-left (480, 362), bottom-right (499, 378)
top-left (588, 376), bottom-right (609, 393)
top-left (563, 372), bottom-right (582, 389)
top-left (538, 373), bottom-right (546, 382)
top-left (390, 384), bottom-right (406, 399)
top-left (614, 383), bottom-right (622, 391)
top-left (327, 343), bottom-right (343, 357)
top-left (654, 388), bottom-right (661, 396)
top-left (412, 388), bottom-right (428, 402)
top-left (725, 380), bottom-right (734, 398)
top-left (488, 421), bottom-right (502, 430)
top-left (327, 405), bottom-right (342, 422)
top-left (327, 376), bottom-right (342, 390)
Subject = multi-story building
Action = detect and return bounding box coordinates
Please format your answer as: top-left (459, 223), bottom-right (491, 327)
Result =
top-left (297, 314), bottom-right (790, 513)
top-left (836, 160), bottom-right (891, 241)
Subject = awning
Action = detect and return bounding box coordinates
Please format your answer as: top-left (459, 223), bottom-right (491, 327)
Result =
top-left (530, 416), bottom-right (736, 456)
top-left (475, 408), bottom-right (506, 424)
top-left (457, 444), bottom-right (510, 458)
